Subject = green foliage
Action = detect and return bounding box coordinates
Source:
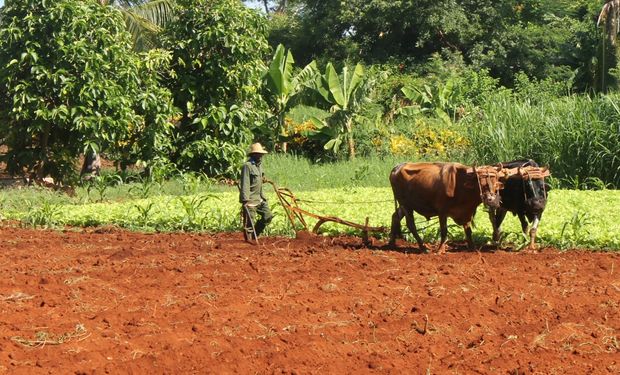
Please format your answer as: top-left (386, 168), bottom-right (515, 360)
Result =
top-left (0, 0), bottom-right (176, 184)
top-left (265, 1), bottom-right (603, 92)
top-left (128, 177), bottom-right (161, 199)
top-left (22, 201), bottom-right (63, 229)
top-left (400, 79), bottom-right (459, 125)
top-left (162, 0), bottom-right (270, 178)
top-left (101, 0), bottom-right (175, 51)
top-left (176, 193), bottom-right (216, 230)
top-left (85, 173), bottom-right (124, 202)
top-left (262, 44), bottom-right (317, 148)
top-left (132, 201), bottom-right (156, 227)
top-left (463, 91), bottom-right (620, 187)
top-left (311, 63), bottom-right (367, 158)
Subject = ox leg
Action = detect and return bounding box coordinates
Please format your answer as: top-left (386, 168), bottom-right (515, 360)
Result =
top-left (389, 206), bottom-right (405, 246)
top-left (463, 222), bottom-right (475, 250)
top-left (490, 208), bottom-right (507, 244)
top-left (437, 216), bottom-right (449, 254)
top-left (404, 211), bottom-right (426, 252)
top-left (528, 215), bottom-right (541, 250)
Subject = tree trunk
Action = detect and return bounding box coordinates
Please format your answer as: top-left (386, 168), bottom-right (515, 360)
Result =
top-left (278, 112), bottom-right (287, 153)
top-left (345, 117), bottom-right (355, 159)
top-left (36, 122), bottom-right (51, 180)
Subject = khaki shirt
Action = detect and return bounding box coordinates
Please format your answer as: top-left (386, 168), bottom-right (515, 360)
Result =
top-left (240, 159), bottom-right (266, 204)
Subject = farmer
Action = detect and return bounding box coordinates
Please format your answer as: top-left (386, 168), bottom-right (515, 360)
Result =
top-left (239, 143), bottom-right (273, 237)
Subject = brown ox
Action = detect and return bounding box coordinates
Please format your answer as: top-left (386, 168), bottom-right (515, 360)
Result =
top-left (389, 162), bottom-right (504, 253)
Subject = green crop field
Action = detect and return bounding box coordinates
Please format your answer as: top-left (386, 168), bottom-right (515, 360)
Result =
top-left (1, 184), bottom-right (618, 250)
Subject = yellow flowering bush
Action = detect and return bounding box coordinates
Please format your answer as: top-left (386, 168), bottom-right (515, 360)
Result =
top-left (389, 119), bottom-right (469, 158)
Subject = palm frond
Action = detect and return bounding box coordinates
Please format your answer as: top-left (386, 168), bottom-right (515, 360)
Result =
top-left (129, 0), bottom-right (175, 29)
top-left (115, 0), bottom-right (175, 51)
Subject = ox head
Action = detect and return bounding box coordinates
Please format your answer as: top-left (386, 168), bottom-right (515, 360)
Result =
top-left (471, 165), bottom-right (504, 208)
top-left (518, 166), bottom-right (551, 214)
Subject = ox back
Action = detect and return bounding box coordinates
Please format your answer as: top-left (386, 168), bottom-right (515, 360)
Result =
top-left (492, 158), bottom-right (550, 247)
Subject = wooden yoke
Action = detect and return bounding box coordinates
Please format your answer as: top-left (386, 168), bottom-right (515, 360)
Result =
top-left (500, 166), bottom-right (551, 180)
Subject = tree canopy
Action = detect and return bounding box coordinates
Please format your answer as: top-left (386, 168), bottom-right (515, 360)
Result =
top-left (162, 0), bottom-right (270, 177)
top-left (0, 0), bottom-right (177, 183)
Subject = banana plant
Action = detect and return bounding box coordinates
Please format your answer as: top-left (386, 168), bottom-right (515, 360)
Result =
top-left (263, 44), bottom-right (317, 152)
top-left (313, 62), bottom-right (365, 159)
top-left (400, 77), bottom-right (459, 125)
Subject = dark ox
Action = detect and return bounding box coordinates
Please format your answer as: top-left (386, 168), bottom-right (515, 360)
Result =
top-left (389, 162), bottom-right (504, 253)
top-left (490, 159), bottom-right (550, 249)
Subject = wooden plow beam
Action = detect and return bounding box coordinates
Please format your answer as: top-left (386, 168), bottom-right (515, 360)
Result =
top-left (265, 181), bottom-right (388, 244)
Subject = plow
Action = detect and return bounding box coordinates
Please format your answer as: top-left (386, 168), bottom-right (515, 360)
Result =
top-left (242, 180), bottom-right (389, 245)
top-left (266, 180), bottom-right (389, 244)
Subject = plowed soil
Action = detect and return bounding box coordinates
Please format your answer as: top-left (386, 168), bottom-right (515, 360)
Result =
top-left (0, 226), bottom-right (618, 374)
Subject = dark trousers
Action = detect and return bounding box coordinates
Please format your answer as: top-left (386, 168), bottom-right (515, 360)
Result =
top-left (245, 200), bottom-right (273, 236)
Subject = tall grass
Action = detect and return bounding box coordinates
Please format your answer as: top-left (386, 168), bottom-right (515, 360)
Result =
top-left (265, 153), bottom-right (403, 190)
top-left (463, 92), bottom-right (620, 187)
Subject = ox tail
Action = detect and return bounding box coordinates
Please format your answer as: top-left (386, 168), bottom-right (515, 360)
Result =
top-left (389, 162), bottom-right (407, 212)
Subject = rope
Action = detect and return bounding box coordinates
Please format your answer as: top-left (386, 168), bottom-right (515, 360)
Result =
top-left (295, 198), bottom-right (394, 205)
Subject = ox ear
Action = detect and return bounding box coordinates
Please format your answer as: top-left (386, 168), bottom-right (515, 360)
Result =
top-left (541, 167), bottom-right (551, 177)
top-left (441, 163), bottom-right (457, 198)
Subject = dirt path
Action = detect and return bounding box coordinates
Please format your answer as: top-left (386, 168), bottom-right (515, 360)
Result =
top-left (0, 227), bottom-right (618, 374)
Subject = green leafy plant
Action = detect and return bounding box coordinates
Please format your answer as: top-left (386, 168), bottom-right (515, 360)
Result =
top-left (0, 0), bottom-right (176, 184)
top-left (177, 194), bottom-right (218, 230)
top-left (400, 77), bottom-right (460, 125)
top-left (560, 210), bottom-right (592, 249)
top-left (100, 0), bottom-right (175, 51)
top-left (86, 174), bottom-right (124, 202)
top-left (22, 201), bottom-right (62, 229)
top-left (129, 177), bottom-right (161, 199)
top-left (312, 63), bottom-right (366, 158)
top-left (263, 44), bottom-right (318, 151)
top-left (178, 171), bottom-right (212, 196)
top-left (132, 201), bottom-right (156, 227)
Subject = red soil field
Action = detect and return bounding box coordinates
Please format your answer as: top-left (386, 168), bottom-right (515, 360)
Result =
top-left (0, 226), bottom-right (618, 374)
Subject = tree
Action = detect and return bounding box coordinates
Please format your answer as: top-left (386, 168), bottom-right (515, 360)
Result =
top-left (0, 0), bottom-right (177, 184)
top-left (598, 0), bottom-right (620, 91)
top-left (162, 0), bottom-right (270, 177)
top-left (263, 44), bottom-right (317, 152)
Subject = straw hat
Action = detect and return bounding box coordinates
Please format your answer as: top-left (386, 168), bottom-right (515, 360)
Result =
top-left (247, 142), bottom-right (268, 155)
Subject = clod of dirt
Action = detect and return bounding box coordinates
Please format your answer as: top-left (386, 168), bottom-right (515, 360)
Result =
top-left (321, 283), bottom-right (338, 292)
top-left (295, 231), bottom-right (316, 241)
top-left (108, 249), bottom-right (133, 261)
